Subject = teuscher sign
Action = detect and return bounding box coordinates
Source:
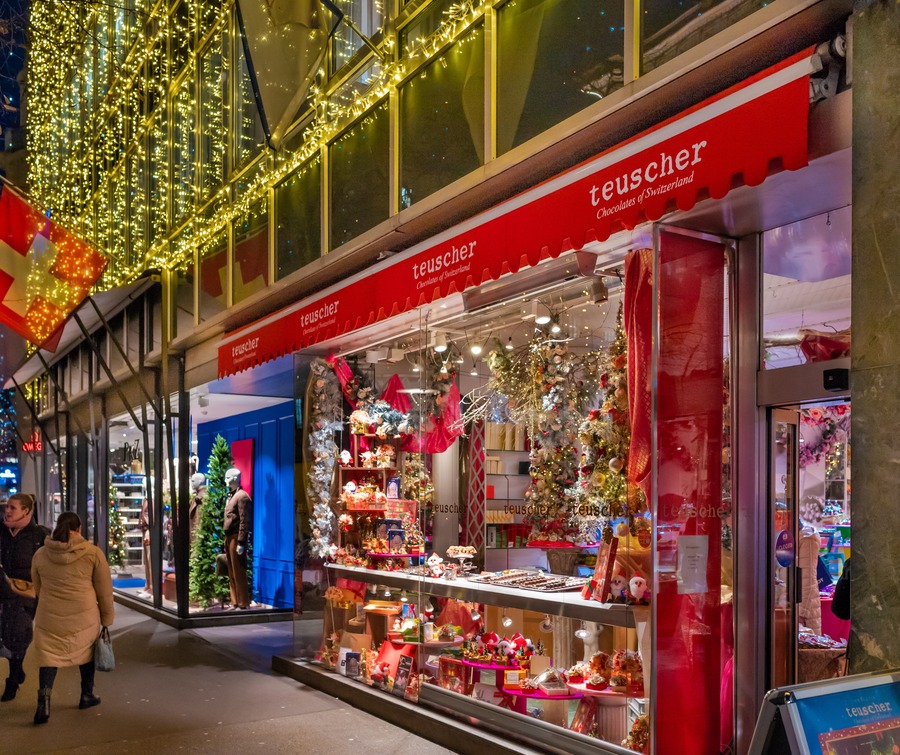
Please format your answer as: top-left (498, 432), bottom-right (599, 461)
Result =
top-left (217, 51), bottom-right (811, 378)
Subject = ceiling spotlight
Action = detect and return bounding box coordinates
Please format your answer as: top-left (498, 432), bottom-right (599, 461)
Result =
top-left (535, 308), bottom-right (552, 326)
top-left (505, 337), bottom-right (514, 351)
top-left (591, 277), bottom-right (609, 304)
top-left (574, 621), bottom-right (590, 640)
top-left (470, 365), bottom-right (478, 377)
top-left (434, 333), bottom-right (448, 353)
top-left (384, 587), bottom-right (392, 598)
top-left (550, 317), bottom-right (562, 334)
top-left (539, 614), bottom-right (554, 633)
top-left (455, 355), bottom-right (465, 364)
top-left (502, 610), bottom-right (513, 628)
top-left (470, 607), bottom-right (482, 622)
top-left (400, 591), bottom-right (408, 603)
top-left (470, 343), bottom-right (482, 356)
top-left (411, 361), bottom-right (421, 373)
top-left (440, 362), bottom-right (448, 374)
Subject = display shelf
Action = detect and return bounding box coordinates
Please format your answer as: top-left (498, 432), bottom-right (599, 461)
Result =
top-left (327, 563), bottom-right (645, 627)
top-left (506, 687), bottom-right (583, 701)
top-left (367, 552), bottom-right (418, 559)
top-left (565, 681), bottom-right (631, 700)
top-left (461, 658), bottom-right (525, 671)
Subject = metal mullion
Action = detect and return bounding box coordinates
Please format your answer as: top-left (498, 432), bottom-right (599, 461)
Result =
top-left (321, 142), bottom-right (330, 257)
top-left (484, 3), bottom-right (497, 164)
top-left (34, 351), bottom-right (93, 444)
top-left (624, 0), bottom-right (640, 83)
top-left (9, 378), bottom-right (59, 458)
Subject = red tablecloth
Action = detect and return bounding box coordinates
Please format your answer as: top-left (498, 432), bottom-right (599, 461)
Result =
top-left (820, 597), bottom-right (850, 641)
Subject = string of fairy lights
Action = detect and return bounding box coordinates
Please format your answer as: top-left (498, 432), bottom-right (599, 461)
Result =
top-left (26, 0), bottom-right (487, 291)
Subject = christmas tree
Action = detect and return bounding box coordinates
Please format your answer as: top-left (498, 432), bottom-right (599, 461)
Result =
top-left (107, 491), bottom-right (128, 568)
top-left (189, 434), bottom-right (233, 607)
top-left (577, 303), bottom-right (646, 541)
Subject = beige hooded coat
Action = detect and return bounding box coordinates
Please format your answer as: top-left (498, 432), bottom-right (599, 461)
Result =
top-left (31, 533), bottom-right (115, 667)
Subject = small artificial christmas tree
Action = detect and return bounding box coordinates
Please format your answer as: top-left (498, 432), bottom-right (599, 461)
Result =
top-left (107, 490), bottom-right (128, 569)
top-left (189, 434), bottom-right (233, 607)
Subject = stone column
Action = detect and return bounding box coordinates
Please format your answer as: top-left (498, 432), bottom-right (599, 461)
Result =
top-left (849, 0), bottom-right (900, 673)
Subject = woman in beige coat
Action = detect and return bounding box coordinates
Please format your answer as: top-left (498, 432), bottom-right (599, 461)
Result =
top-left (30, 512), bottom-right (114, 725)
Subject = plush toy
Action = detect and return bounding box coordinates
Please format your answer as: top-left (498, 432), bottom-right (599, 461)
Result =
top-left (426, 552), bottom-right (444, 577)
top-left (339, 449), bottom-right (352, 467)
top-left (609, 574), bottom-right (628, 602)
top-left (628, 574), bottom-right (649, 604)
top-left (360, 451), bottom-right (375, 468)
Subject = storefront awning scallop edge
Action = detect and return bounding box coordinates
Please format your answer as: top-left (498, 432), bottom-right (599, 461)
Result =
top-left (218, 49), bottom-right (812, 378)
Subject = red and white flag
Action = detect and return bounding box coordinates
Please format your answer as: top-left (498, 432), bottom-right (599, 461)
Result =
top-left (0, 183), bottom-right (107, 349)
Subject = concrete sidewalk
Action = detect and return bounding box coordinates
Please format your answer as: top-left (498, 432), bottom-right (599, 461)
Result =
top-left (0, 605), bottom-right (457, 754)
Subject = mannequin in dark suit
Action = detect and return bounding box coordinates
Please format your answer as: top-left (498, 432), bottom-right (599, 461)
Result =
top-left (223, 468), bottom-right (252, 609)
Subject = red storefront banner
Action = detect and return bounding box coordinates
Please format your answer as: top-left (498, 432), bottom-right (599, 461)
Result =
top-left (219, 50), bottom-right (811, 377)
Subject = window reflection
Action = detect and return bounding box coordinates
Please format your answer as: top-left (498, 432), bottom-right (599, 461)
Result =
top-left (641, 0), bottom-right (766, 74)
top-left (399, 26), bottom-right (484, 209)
top-left (329, 101), bottom-right (390, 249)
top-left (276, 157), bottom-right (321, 279)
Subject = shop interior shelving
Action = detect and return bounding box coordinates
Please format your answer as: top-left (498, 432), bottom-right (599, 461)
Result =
top-left (326, 563), bottom-right (645, 628)
top-left (111, 472), bottom-right (145, 566)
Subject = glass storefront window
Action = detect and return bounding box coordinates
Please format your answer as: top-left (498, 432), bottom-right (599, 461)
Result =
top-left (127, 146), bottom-right (147, 264)
top-left (641, 0), bottom-right (766, 75)
top-left (198, 201), bottom-right (229, 320)
top-left (329, 100), bottom-right (390, 250)
top-left (762, 207), bottom-right (852, 370)
top-left (174, 224), bottom-right (196, 338)
top-left (399, 25), bottom-right (484, 210)
top-left (173, 70), bottom-right (197, 224)
top-left (496, 0), bottom-right (624, 155)
top-left (275, 156), bottom-right (321, 280)
top-left (233, 32), bottom-right (266, 173)
top-left (149, 112), bottom-right (168, 245)
top-left (331, 0), bottom-right (384, 73)
top-left (400, 0), bottom-right (455, 47)
top-left (200, 33), bottom-right (226, 201)
top-left (232, 200), bottom-right (269, 305)
top-left (295, 254), bottom-right (666, 749)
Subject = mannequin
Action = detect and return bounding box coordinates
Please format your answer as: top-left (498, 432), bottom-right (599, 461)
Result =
top-left (223, 467), bottom-right (252, 609)
top-left (188, 473), bottom-right (206, 542)
top-left (137, 496), bottom-right (152, 600)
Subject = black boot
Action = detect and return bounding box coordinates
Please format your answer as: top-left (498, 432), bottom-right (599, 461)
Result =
top-left (33, 688), bottom-right (51, 725)
top-left (1, 678), bottom-right (18, 702)
top-left (79, 692), bottom-right (101, 709)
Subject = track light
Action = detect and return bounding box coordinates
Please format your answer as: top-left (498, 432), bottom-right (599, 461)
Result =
top-left (574, 621), bottom-right (590, 640)
top-left (550, 316), bottom-right (562, 334)
top-left (539, 614), bottom-right (554, 633)
top-left (470, 343), bottom-right (482, 356)
top-left (470, 607), bottom-right (481, 622)
top-left (535, 307), bottom-right (551, 326)
top-left (505, 337), bottom-right (514, 351)
top-left (434, 333), bottom-right (448, 353)
top-left (591, 277), bottom-right (609, 304)
top-left (502, 610), bottom-right (513, 628)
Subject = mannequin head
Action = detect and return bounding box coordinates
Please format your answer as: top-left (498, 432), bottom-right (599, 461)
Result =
top-left (190, 473), bottom-right (206, 493)
top-left (225, 467), bottom-right (241, 491)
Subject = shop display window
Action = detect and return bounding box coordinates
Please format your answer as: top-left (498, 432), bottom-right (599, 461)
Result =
top-left (762, 207), bottom-right (851, 370)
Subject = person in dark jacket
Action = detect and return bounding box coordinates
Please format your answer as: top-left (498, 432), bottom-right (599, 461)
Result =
top-left (0, 493), bottom-right (50, 701)
top-left (832, 558), bottom-right (851, 621)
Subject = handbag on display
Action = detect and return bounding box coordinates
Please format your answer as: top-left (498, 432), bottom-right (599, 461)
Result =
top-left (215, 553), bottom-right (229, 577)
top-left (94, 627), bottom-right (115, 672)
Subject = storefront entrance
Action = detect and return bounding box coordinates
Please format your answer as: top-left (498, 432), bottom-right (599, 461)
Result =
top-left (768, 401), bottom-right (851, 690)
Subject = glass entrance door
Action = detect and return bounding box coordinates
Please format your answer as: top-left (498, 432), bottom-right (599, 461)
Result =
top-left (769, 408), bottom-right (799, 688)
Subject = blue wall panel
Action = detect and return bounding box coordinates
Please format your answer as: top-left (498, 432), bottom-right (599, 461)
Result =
top-left (197, 401), bottom-right (294, 608)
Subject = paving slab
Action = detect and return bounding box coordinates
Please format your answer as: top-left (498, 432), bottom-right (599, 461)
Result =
top-left (0, 605), bottom-right (456, 755)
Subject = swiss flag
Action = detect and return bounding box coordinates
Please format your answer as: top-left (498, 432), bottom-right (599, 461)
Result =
top-left (0, 184), bottom-right (107, 349)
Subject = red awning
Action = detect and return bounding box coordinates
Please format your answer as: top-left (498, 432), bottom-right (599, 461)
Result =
top-left (218, 50), bottom-right (812, 378)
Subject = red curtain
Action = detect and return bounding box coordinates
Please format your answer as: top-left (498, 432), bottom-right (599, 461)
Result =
top-left (654, 231), bottom-right (726, 754)
top-left (625, 248), bottom-right (653, 503)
